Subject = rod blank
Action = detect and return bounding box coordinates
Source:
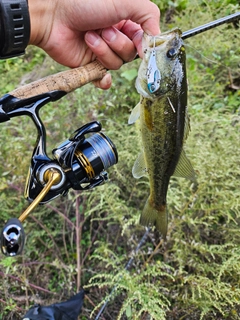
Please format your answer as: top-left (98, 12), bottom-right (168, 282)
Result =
top-left (182, 11), bottom-right (240, 40)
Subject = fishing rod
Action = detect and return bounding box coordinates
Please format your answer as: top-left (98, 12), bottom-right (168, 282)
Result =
top-left (2, 12), bottom-right (239, 102)
top-left (182, 11), bottom-right (240, 40)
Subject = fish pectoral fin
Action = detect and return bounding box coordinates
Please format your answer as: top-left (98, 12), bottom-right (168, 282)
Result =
top-left (173, 149), bottom-right (196, 181)
top-left (128, 102), bottom-right (140, 124)
top-left (132, 150), bottom-right (147, 179)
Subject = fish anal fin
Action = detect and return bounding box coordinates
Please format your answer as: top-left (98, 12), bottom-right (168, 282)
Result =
top-left (173, 149), bottom-right (196, 181)
top-left (128, 102), bottom-right (141, 125)
top-left (132, 150), bottom-right (147, 179)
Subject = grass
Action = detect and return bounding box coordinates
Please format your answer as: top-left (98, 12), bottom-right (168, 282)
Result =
top-left (0, 0), bottom-right (239, 319)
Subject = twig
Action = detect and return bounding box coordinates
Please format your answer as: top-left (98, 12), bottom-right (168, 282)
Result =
top-left (81, 219), bottom-right (105, 266)
top-left (45, 203), bottom-right (75, 229)
top-left (30, 215), bottom-right (62, 260)
top-left (0, 271), bottom-right (56, 294)
top-left (144, 237), bottom-right (164, 268)
top-left (0, 298), bottom-right (23, 312)
top-left (75, 191), bottom-right (85, 290)
top-left (62, 217), bottom-right (70, 263)
top-left (94, 227), bottom-right (151, 320)
top-left (75, 193), bottom-right (81, 290)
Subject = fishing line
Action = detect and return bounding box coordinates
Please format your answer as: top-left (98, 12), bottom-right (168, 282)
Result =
top-left (184, 43), bottom-right (226, 66)
top-left (92, 118), bottom-right (135, 128)
top-left (184, 41), bottom-right (237, 87)
top-left (94, 227), bottom-right (151, 320)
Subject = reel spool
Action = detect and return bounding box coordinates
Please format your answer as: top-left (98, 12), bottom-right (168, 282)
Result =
top-left (53, 121), bottom-right (118, 189)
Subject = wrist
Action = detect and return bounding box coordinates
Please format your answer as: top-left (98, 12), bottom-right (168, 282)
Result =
top-left (0, 0), bottom-right (30, 59)
top-left (28, 0), bottom-right (56, 47)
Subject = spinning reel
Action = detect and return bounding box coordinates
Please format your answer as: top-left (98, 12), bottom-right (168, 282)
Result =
top-left (0, 89), bottom-right (118, 257)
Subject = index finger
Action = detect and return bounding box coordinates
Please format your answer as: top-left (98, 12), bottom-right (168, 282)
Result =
top-left (126, 0), bottom-right (160, 35)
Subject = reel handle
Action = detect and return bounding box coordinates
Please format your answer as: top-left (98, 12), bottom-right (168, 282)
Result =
top-left (19, 168), bottom-right (62, 223)
top-left (1, 168), bottom-right (61, 256)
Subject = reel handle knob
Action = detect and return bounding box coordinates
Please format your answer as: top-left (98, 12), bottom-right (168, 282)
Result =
top-left (0, 218), bottom-right (25, 256)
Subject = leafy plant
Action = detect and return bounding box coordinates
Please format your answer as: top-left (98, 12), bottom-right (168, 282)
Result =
top-left (0, 1), bottom-right (239, 319)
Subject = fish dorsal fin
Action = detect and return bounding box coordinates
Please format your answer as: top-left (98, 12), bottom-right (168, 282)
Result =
top-left (184, 109), bottom-right (191, 141)
top-left (132, 150), bottom-right (147, 179)
top-left (128, 102), bottom-right (141, 124)
top-left (173, 149), bottom-right (196, 181)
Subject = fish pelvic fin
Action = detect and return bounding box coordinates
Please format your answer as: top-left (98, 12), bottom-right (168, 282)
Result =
top-left (132, 150), bottom-right (147, 178)
top-left (140, 197), bottom-right (168, 239)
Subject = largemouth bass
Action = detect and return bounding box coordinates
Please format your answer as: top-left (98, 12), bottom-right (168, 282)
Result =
top-left (129, 29), bottom-right (196, 238)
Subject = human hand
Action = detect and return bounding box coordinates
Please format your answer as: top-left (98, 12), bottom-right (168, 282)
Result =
top-left (28, 0), bottom-right (160, 89)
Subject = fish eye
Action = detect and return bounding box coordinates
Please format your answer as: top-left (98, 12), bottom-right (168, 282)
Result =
top-left (166, 48), bottom-right (178, 59)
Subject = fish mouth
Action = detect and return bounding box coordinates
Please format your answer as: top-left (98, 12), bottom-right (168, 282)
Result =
top-left (147, 37), bottom-right (169, 49)
top-left (147, 28), bottom-right (182, 48)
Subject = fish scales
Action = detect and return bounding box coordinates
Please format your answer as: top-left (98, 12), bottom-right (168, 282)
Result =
top-left (129, 28), bottom-right (195, 238)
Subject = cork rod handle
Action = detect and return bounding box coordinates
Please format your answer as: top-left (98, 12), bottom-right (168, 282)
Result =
top-left (9, 60), bottom-right (107, 100)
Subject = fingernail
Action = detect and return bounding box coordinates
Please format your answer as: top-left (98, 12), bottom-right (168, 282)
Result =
top-left (100, 73), bottom-right (112, 89)
top-left (102, 27), bottom-right (117, 42)
top-left (85, 31), bottom-right (101, 47)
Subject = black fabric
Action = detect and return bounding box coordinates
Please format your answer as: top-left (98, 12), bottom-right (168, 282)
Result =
top-left (22, 290), bottom-right (85, 320)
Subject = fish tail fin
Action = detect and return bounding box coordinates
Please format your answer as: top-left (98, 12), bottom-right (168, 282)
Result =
top-left (140, 197), bottom-right (168, 239)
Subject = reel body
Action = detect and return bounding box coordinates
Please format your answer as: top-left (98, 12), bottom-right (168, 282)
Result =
top-left (0, 92), bottom-right (118, 256)
top-left (26, 120), bottom-right (118, 203)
